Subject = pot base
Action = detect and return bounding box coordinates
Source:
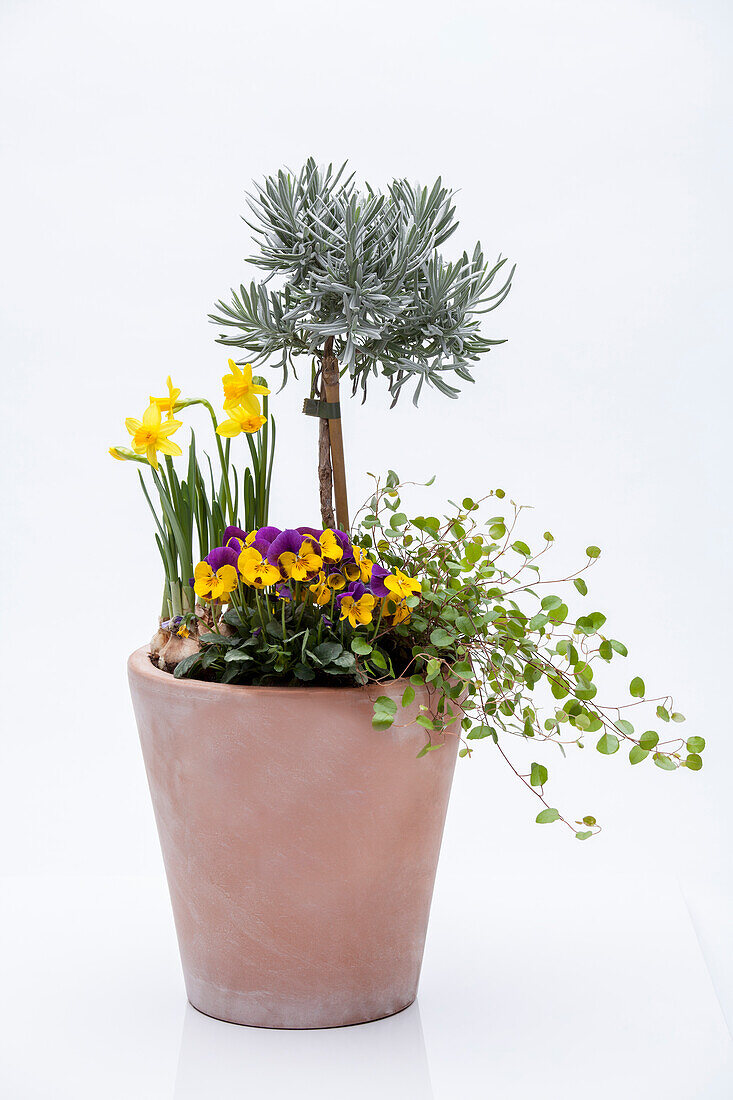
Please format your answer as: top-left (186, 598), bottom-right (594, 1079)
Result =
top-left (186, 989), bottom-right (416, 1030)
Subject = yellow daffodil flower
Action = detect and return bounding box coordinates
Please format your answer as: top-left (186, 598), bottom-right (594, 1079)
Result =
top-left (125, 403), bottom-right (183, 470)
top-left (222, 360), bottom-right (271, 412)
top-left (339, 592), bottom-right (376, 628)
top-left (216, 405), bottom-right (267, 437)
top-left (384, 569), bottom-right (421, 602)
top-left (109, 447), bottom-right (126, 460)
top-left (149, 376), bottom-right (181, 420)
top-left (318, 529), bottom-right (344, 564)
top-left (193, 561), bottom-right (239, 602)
top-left (308, 571), bottom-right (331, 605)
top-left (237, 547), bottom-right (281, 588)
top-left (278, 541), bottom-right (323, 582)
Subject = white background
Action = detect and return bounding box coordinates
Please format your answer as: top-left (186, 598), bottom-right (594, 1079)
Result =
top-left (1, 1), bottom-right (731, 1095)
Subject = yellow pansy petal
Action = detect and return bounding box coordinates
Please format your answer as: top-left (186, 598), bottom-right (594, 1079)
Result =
top-left (217, 565), bottom-right (239, 593)
top-left (278, 551), bottom-right (297, 577)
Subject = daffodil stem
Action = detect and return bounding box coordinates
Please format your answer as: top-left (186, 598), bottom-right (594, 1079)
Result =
top-left (179, 398), bottom-right (235, 525)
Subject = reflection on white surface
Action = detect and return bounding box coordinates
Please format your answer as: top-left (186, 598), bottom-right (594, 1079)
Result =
top-left (174, 1000), bottom-right (434, 1100)
top-left (1, 873), bottom-right (732, 1098)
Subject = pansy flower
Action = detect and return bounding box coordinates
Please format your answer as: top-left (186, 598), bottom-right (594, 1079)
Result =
top-left (384, 568), bottom-right (421, 602)
top-left (237, 546), bottom-right (281, 588)
top-left (245, 525), bottom-right (282, 557)
top-left (342, 545), bottom-right (374, 583)
top-left (193, 558), bottom-right (238, 602)
top-left (384, 597), bottom-right (411, 625)
top-left (319, 530), bottom-right (345, 564)
top-left (308, 571), bottom-right (331, 606)
top-left (267, 529), bottom-right (322, 581)
top-left (205, 545), bottom-right (240, 571)
top-left (337, 581), bottom-right (376, 627)
top-left (223, 527), bottom-right (255, 553)
top-left (369, 564), bottom-right (392, 598)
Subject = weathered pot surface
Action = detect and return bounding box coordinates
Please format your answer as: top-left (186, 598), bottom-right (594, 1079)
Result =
top-left (128, 646), bottom-right (459, 1029)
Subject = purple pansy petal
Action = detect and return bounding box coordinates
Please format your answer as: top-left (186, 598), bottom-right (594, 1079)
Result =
top-left (223, 525), bottom-right (248, 545)
top-left (267, 528), bottom-right (305, 564)
top-left (255, 526), bottom-right (282, 547)
top-left (369, 564), bottom-right (392, 598)
top-left (205, 545), bottom-right (239, 571)
top-left (275, 582), bottom-right (292, 600)
top-left (337, 580), bottom-right (367, 604)
top-left (250, 535), bottom-right (273, 558)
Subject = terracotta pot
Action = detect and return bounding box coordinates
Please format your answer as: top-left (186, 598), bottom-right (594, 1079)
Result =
top-left (128, 646), bottom-right (459, 1029)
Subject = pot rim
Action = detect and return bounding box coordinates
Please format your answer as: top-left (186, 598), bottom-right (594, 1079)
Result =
top-left (128, 646), bottom-right (413, 698)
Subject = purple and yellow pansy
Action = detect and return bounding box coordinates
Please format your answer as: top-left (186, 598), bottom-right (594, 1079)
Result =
top-left (190, 525), bottom-right (420, 632)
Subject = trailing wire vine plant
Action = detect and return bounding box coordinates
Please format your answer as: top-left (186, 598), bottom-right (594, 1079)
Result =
top-left (350, 473), bottom-right (700, 839)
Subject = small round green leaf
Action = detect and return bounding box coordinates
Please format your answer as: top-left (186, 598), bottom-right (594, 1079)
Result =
top-left (685, 753), bottom-right (703, 771)
top-left (686, 736), bottom-right (705, 753)
top-left (629, 676), bottom-right (645, 698)
top-left (597, 732), bottom-right (620, 755)
top-left (530, 762), bottom-right (548, 787)
top-left (629, 746), bottom-right (649, 765)
top-left (536, 808), bottom-right (560, 824)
